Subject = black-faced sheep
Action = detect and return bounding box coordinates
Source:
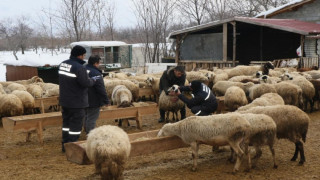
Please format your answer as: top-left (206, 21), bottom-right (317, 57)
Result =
top-left (86, 125), bottom-right (131, 180)
top-left (227, 62), bottom-right (274, 78)
top-left (111, 85), bottom-right (133, 108)
top-left (237, 93), bottom-right (284, 112)
top-left (157, 113), bottom-right (251, 172)
top-left (239, 105), bottom-right (310, 165)
top-left (224, 86), bottom-right (248, 111)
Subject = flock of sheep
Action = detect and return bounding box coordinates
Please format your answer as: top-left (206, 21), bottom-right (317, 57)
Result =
top-left (88, 62), bottom-right (320, 178)
top-left (0, 76), bottom-right (59, 117)
top-left (2, 62), bottom-right (319, 179)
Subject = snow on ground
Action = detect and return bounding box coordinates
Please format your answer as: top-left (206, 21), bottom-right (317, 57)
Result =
top-left (0, 49), bottom-right (70, 82)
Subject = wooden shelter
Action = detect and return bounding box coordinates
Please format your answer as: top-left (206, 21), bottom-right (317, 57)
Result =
top-left (168, 17), bottom-right (320, 70)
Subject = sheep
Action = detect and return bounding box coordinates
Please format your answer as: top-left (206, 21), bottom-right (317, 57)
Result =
top-left (259, 75), bottom-right (281, 84)
top-left (86, 125), bottom-right (131, 180)
top-left (309, 79), bottom-right (320, 110)
top-left (303, 70), bottom-right (320, 79)
top-left (26, 84), bottom-right (45, 98)
top-left (281, 74), bottom-right (315, 112)
top-left (145, 76), bottom-right (160, 94)
top-left (248, 83), bottom-right (277, 101)
top-left (237, 93), bottom-right (284, 112)
top-left (0, 83), bottom-right (6, 94)
top-left (111, 85), bottom-right (133, 107)
top-left (15, 76), bottom-right (43, 85)
top-left (11, 90), bottom-right (35, 113)
top-left (212, 71), bottom-right (229, 84)
top-left (227, 62), bottom-right (274, 78)
top-left (5, 82), bottom-right (27, 93)
top-left (224, 86), bottom-right (248, 111)
top-left (186, 71), bottom-right (209, 85)
top-left (212, 81), bottom-right (245, 96)
top-left (239, 105), bottom-right (310, 165)
top-left (229, 113), bottom-right (277, 170)
top-left (104, 79), bottom-right (139, 102)
top-left (157, 113), bottom-right (251, 172)
top-left (158, 88), bottom-right (184, 122)
top-left (228, 75), bottom-right (256, 82)
top-left (0, 94), bottom-right (24, 117)
top-left (273, 82), bottom-right (303, 108)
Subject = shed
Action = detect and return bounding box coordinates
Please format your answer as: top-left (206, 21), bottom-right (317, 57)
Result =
top-left (70, 41), bottom-right (132, 72)
top-left (168, 17), bottom-right (320, 70)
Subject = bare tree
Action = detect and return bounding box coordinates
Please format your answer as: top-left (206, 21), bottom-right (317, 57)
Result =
top-left (132, 0), bottom-right (176, 63)
top-left (228, 0), bottom-right (291, 17)
top-left (57, 0), bottom-right (91, 41)
top-left (206, 0), bottom-right (232, 21)
top-left (0, 19), bottom-right (19, 59)
top-left (177, 0), bottom-right (209, 25)
top-left (15, 16), bottom-right (33, 54)
top-left (105, 1), bottom-right (116, 41)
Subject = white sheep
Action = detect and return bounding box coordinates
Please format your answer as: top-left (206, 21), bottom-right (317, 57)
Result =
top-left (248, 83), bottom-right (277, 101)
top-left (227, 62), bottom-right (274, 78)
top-left (26, 84), bottom-right (44, 98)
top-left (158, 113), bottom-right (251, 172)
top-left (212, 81), bottom-right (245, 96)
top-left (0, 94), bottom-right (24, 117)
top-left (237, 93), bottom-right (284, 112)
top-left (281, 74), bottom-right (315, 111)
top-left (104, 79), bottom-right (139, 102)
top-left (5, 83), bottom-right (27, 93)
top-left (86, 125), bottom-right (131, 180)
top-left (228, 75), bottom-right (255, 82)
top-left (11, 90), bottom-right (35, 113)
top-left (111, 85), bottom-right (133, 107)
top-left (158, 89), bottom-right (185, 122)
top-left (186, 71), bottom-right (209, 85)
top-left (224, 86), bottom-right (248, 111)
top-left (259, 75), bottom-right (281, 84)
top-left (273, 82), bottom-right (303, 108)
top-left (229, 113), bottom-right (277, 170)
top-left (239, 105), bottom-right (310, 165)
top-left (0, 83), bottom-right (6, 94)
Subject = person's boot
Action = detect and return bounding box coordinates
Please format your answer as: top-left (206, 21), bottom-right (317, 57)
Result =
top-left (159, 109), bottom-right (165, 123)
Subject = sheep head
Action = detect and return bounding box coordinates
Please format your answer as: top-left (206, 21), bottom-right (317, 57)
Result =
top-left (280, 72), bottom-right (293, 81)
top-left (260, 75), bottom-right (268, 83)
top-left (167, 85), bottom-right (179, 94)
top-left (264, 61), bottom-right (275, 70)
top-left (255, 71), bottom-right (263, 78)
top-left (145, 77), bottom-right (154, 86)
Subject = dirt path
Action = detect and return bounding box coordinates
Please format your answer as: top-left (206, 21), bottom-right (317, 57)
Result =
top-left (1, 110), bottom-right (320, 180)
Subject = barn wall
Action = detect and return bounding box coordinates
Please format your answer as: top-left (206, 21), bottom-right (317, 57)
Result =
top-left (272, 0), bottom-right (320, 24)
top-left (6, 65), bottom-right (38, 81)
top-left (180, 33), bottom-right (223, 60)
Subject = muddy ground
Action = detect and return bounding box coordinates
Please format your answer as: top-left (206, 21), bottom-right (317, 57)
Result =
top-left (1, 108), bottom-right (320, 180)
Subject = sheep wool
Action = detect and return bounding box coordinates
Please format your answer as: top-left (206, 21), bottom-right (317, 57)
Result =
top-left (158, 113), bottom-right (250, 172)
top-left (11, 90), bottom-right (35, 109)
top-left (239, 105), bottom-right (309, 165)
top-left (26, 84), bottom-right (44, 98)
top-left (158, 91), bottom-right (184, 122)
top-left (86, 125), bottom-right (131, 180)
top-left (248, 83), bottom-right (277, 101)
top-left (111, 85), bottom-right (133, 107)
top-left (224, 86), bottom-right (248, 111)
top-left (237, 93), bottom-right (284, 112)
top-left (6, 83), bottom-right (27, 93)
top-left (0, 94), bottom-right (24, 117)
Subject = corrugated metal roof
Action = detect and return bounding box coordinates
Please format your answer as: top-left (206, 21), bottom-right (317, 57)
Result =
top-left (168, 17), bottom-right (320, 39)
top-left (237, 17), bottom-right (320, 35)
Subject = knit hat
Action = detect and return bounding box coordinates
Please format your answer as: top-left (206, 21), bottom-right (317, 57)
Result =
top-left (190, 80), bottom-right (202, 92)
top-left (71, 45), bottom-right (86, 57)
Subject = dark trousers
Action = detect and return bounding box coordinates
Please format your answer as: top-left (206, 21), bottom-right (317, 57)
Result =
top-left (84, 107), bottom-right (100, 134)
top-left (61, 107), bottom-right (85, 146)
top-left (191, 106), bottom-right (212, 116)
top-left (159, 105), bottom-right (186, 120)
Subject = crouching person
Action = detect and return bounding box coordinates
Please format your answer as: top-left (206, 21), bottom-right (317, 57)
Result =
top-left (176, 80), bottom-right (218, 116)
top-left (84, 55), bottom-right (110, 134)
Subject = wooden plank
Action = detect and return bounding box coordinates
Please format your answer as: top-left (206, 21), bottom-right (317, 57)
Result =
top-left (64, 129), bottom-right (189, 165)
top-left (223, 23), bottom-right (228, 62)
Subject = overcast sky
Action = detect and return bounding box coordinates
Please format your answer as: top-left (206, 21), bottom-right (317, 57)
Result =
top-left (0, 0), bottom-right (137, 28)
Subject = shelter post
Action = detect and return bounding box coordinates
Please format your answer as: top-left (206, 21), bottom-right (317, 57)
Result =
top-left (223, 23), bottom-right (228, 62)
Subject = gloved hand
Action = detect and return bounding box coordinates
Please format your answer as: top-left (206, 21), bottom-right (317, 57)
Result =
top-left (91, 75), bottom-right (101, 81)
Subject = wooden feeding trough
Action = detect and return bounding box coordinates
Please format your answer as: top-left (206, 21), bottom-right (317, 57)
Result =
top-left (64, 129), bottom-right (189, 165)
top-left (2, 102), bottom-right (158, 144)
top-left (34, 96), bottom-right (60, 113)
